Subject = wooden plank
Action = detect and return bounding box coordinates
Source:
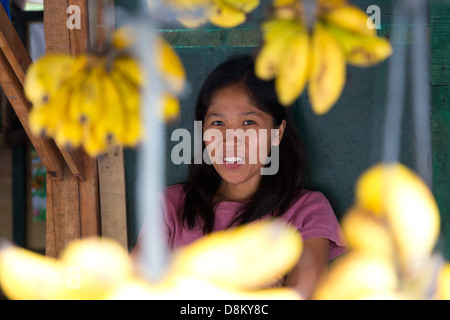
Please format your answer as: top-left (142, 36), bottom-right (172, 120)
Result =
top-left (46, 164), bottom-right (82, 257)
top-left (91, 0), bottom-right (129, 248)
top-left (43, 0), bottom-right (87, 180)
top-left (0, 49), bottom-right (64, 180)
top-left (0, 3), bottom-right (32, 85)
top-left (43, 0), bottom-right (71, 54)
top-left (44, 0), bottom-right (101, 256)
top-left (98, 147), bottom-right (128, 249)
top-left (68, 0), bottom-right (90, 55)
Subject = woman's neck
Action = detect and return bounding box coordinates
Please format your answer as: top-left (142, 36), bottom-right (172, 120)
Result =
top-left (216, 177), bottom-right (261, 202)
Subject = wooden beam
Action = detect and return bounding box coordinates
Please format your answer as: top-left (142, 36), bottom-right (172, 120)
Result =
top-left (98, 147), bottom-right (128, 249)
top-left (44, 0), bottom-right (101, 256)
top-left (0, 49), bottom-right (64, 180)
top-left (43, 0), bottom-right (88, 181)
top-left (0, 4), bottom-right (32, 86)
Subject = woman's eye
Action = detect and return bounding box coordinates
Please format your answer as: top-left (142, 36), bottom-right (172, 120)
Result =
top-left (212, 121), bottom-right (224, 126)
top-left (243, 120), bottom-right (255, 125)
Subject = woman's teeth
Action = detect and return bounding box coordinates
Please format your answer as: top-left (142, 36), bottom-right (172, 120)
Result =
top-left (224, 157), bottom-right (244, 164)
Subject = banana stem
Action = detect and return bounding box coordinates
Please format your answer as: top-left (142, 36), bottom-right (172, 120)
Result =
top-left (302, 0), bottom-right (317, 33)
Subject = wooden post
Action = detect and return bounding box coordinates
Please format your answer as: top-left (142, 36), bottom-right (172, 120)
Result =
top-left (44, 0), bottom-right (100, 257)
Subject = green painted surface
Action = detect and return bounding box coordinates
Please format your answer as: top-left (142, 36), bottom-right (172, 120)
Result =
top-left (431, 0), bottom-right (450, 259)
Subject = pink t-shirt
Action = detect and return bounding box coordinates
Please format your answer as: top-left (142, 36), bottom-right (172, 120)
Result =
top-left (139, 184), bottom-right (347, 260)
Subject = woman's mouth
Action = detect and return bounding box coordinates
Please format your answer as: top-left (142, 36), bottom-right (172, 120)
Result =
top-left (223, 156), bottom-right (244, 168)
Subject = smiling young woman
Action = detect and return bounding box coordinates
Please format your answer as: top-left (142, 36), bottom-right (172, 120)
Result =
top-left (134, 55), bottom-right (347, 298)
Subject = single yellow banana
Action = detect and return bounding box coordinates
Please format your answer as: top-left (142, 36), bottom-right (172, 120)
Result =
top-left (313, 251), bottom-right (399, 300)
top-left (83, 122), bottom-right (108, 157)
top-left (207, 0), bottom-right (247, 28)
top-left (275, 24), bottom-right (310, 106)
top-left (308, 22), bottom-right (346, 115)
top-left (112, 26), bottom-right (136, 50)
top-left (30, 76), bottom-right (74, 139)
top-left (109, 69), bottom-right (141, 113)
top-left (24, 54), bottom-right (75, 106)
top-left (322, 4), bottom-right (376, 36)
top-left (255, 19), bottom-right (302, 81)
top-left (77, 65), bottom-right (104, 125)
top-left (355, 163), bottom-right (441, 277)
top-left (112, 55), bottom-right (144, 87)
top-left (326, 23), bottom-right (392, 67)
top-left (54, 118), bottom-right (84, 149)
top-left (157, 38), bottom-right (186, 94)
top-left (169, 218), bottom-right (303, 290)
top-left (161, 93), bottom-right (181, 122)
top-left (28, 86), bottom-right (67, 138)
top-left (0, 242), bottom-right (71, 300)
top-left (100, 70), bottom-right (126, 145)
top-left (121, 110), bottom-right (144, 147)
top-left (340, 207), bottom-right (395, 259)
top-left (59, 237), bottom-right (135, 300)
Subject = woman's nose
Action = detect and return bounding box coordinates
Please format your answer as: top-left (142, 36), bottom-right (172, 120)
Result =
top-left (224, 128), bottom-right (246, 151)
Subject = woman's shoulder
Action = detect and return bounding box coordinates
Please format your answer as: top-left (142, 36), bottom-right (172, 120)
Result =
top-left (289, 189), bottom-right (332, 209)
top-left (281, 188), bottom-right (337, 226)
top-left (162, 183), bottom-right (186, 204)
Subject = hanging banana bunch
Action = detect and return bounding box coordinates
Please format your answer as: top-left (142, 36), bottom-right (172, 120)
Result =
top-left (158, 0), bottom-right (260, 28)
top-left (24, 26), bottom-right (186, 157)
top-left (255, 0), bottom-right (392, 114)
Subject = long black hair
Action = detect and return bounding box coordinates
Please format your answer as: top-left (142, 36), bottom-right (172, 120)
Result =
top-left (182, 55), bottom-right (309, 234)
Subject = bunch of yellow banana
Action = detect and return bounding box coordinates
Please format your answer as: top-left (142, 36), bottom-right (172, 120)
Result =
top-left (0, 219), bottom-right (303, 300)
top-left (160, 0), bottom-right (260, 28)
top-left (24, 26), bottom-right (186, 157)
top-left (255, 0), bottom-right (392, 115)
top-left (313, 162), bottom-right (448, 300)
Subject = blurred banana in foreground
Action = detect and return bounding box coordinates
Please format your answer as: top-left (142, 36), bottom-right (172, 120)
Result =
top-left (0, 242), bottom-right (69, 300)
top-left (59, 238), bottom-right (135, 300)
top-left (0, 219), bottom-right (302, 300)
top-left (341, 207), bottom-right (395, 259)
top-left (355, 163), bottom-right (440, 277)
top-left (0, 238), bottom-right (133, 300)
top-left (313, 251), bottom-right (400, 300)
top-left (169, 218), bottom-right (303, 290)
top-left (316, 161), bottom-right (445, 300)
top-left (435, 263), bottom-right (450, 300)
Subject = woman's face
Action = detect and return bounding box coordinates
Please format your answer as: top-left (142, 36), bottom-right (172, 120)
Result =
top-left (203, 84), bottom-right (286, 196)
